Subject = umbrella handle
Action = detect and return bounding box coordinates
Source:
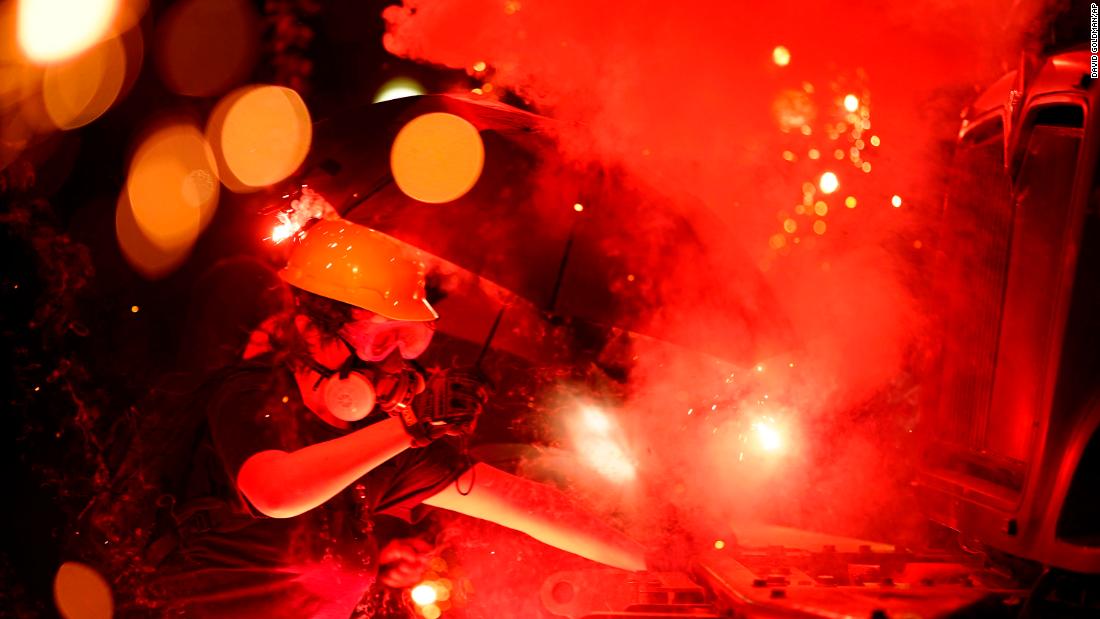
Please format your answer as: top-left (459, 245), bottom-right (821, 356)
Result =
top-left (474, 305), bottom-right (507, 373)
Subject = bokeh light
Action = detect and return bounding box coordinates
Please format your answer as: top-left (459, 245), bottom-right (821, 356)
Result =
top-left (411, 583), bottom-right (438, 606)
top-left (421, 605), bottom-right (442, 619)
top-left (116, 192), bottom-right (195, 278)
top-left (843, 93), bottom-right (859, 112)
top-left (771, 45), bottom-right (790, 66)
top-left (891, 194), bottom-right (902, 208)
top-left (53, 562), bottom-right (112, 619)
top-left (155, 0), bottom-right (258, 97)
top-left (373, 76), bottom-right (425, 103)
top-left (818, 171), bottom-right (838, 194)
top-left (125, 122), bottom-right (219, 257)
top-left (391, 112), bottom-right (485, 203)
top-left (207, 85), bottom-right (312, 191)
top-left (42, 36), bottom-right (126, 129)
top-left (18, 0), bottom-right (120, 64)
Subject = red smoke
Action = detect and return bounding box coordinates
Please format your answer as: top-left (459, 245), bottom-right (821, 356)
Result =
top-left (381, 0), bottom-right (1033, 611)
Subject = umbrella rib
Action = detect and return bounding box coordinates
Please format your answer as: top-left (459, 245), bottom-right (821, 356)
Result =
top-left (547, 231), bottom-right (574, 315)
top-left (474, 305), bottom-right (507, 372)
top-left (339, 173), bottom-right (394, 217)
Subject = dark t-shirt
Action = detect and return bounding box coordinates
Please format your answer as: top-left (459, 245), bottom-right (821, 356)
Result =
top-left (154, 358), bottom-right (468, 617)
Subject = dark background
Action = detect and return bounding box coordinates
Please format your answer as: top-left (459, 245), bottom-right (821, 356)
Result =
top-left (0, 1), bottom-right (470, 612)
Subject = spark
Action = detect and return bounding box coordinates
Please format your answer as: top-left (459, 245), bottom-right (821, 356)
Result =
top-left (891, 194), bottom-right (902, 208)
top-left (843, 94), bottom-right (859, 112)
top-left (573, 202), bottom-right (584, 212)
top-left (818, 172), bottom-right (839, 194)
top-left (473, 60), bottom-right (487, 72)
top-left (714, 540), bottom-right (726, 550)
top-left (130, 305), bottom-right (139, 313)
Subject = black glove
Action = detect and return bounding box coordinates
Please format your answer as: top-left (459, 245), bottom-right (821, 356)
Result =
top-left (393, 368), bottom-right (488, 447)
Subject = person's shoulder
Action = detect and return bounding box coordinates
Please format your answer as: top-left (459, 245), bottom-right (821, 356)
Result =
top-left (203, 356), bottom-right (291, 407)
top-left (217, 355), bottom-right (286, 387)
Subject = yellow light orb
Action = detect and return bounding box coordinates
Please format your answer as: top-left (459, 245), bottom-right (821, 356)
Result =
top-left (845, 196), bottom-right (857, 208)
top-left (208, 85), bottom-right (312, 191)
top-left (843, 94), bottom-right (859, 112)
top-left (18, 0), bottom-right (120, 64)
top-left (818, 171), bottom-right (839, 194)
top-left (42, 36), bottom-right (126, 130)
top-left (411, 583), bottom-right (438, 606)
top-left (54, 562), bottom-right (113, 619)
top-left (391, 112), bottom-right (485, 204)
top-left (891, 194), bottom-right (903, 208)
top-left (714, 540), bottom-right (726, 550)
top-left (772, 45), bottom-right (791, 67)
top-left (116, 193), bottom-right (192, 279)
top-left (813, 220), bottom-right (827, 235)
top-left (126, 122), bottom-right (219, 252)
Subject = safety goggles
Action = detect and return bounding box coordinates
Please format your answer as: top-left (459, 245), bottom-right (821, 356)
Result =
top-left (340, 315), bottom-right (436, 362)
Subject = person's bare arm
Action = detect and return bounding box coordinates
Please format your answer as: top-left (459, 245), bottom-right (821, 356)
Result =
top-left (237, 417), bottom-right (411, 518)
top-left (423, 463), bottom-right (645, 571)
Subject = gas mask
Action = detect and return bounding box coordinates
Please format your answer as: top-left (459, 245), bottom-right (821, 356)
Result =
top-left (308, 344), bottom-right (427, 423)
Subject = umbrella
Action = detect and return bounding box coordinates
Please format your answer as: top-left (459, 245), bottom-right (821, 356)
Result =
top-left (288, 94), bottom-right (793, 365)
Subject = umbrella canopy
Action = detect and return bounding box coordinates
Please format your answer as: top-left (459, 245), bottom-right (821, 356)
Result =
top-left (292, 94), bottom-right (793, 364)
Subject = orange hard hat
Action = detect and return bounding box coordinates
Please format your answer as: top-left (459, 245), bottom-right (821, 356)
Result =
top-left (279, 218), bottom-right (438, 321)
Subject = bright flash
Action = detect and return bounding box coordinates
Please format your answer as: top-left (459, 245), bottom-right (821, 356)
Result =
top-left (753, 420), bottom-right (782, 452)
top-left (582, 406), bottom-right (612, 433)
top-left (819, 171), bottom-right (839, 194)
top-left (18, 0), bottom-right (121, 64)
top-left (891, 194), bottom-right (903, 208)
top-left (411, 583), bottom-right (437, 606)
top-left (573, 405), bottom-right (636, 483)
top-left (843, 94), bottom-right (859, 112)
top-left (772, 45), bottom-right (791, 67)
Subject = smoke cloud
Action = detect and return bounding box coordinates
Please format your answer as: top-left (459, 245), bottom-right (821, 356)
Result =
top-left (380, 0), bottom-right (1044, 608)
